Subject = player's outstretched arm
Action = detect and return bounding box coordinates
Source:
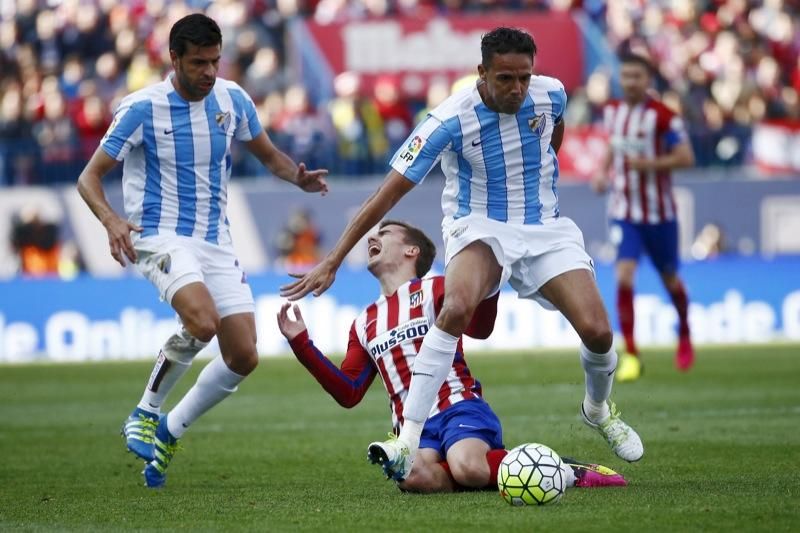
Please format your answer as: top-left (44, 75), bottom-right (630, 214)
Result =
top-left (277, 302), bottom-right (376, 408)
top-left (280, 170), bottom-right (416, 301)
top-left (76, 147), bottom-right (142, 267)
top-left (244, 131), bottom-right (329, 194)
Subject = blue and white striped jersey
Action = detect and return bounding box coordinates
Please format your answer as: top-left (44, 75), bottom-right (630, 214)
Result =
top-left (101, 76), bottom-right (263, 245)
top-left (390, 76), bottom-right (567, 225)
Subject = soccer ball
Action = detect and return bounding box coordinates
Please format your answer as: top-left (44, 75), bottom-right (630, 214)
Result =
top-left (497, 443), bottom-right (566, 506)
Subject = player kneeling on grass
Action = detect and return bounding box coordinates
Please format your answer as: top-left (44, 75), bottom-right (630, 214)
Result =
top-left (277, 221), bottom-right (626, 492)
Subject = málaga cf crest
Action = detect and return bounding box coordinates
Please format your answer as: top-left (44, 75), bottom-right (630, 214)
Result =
top-left (528, 114), bottom-right (546, 136)
top-left (215, 111), bottom-right (231, 132)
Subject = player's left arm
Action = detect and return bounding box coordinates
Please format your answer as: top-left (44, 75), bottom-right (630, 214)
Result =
top-left (277, 303), bottom-right (376, 408)
top-left (550, 120), bottom-right (565, 155)
top-left (244, 132), bottom-right (329, 194)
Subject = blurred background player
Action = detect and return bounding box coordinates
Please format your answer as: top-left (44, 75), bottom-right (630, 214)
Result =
top-left (277, 220), bottom-right (627, 492)
top-left (281, 27), bottom-right (643, 480)
top-left (76, 14), bottom-right (328, 487)
top-left (592, 52), bottom-right (696, 382)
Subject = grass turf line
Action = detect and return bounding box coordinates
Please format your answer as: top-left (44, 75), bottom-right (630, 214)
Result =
top-left (0, 345), bottom-right (798, 531)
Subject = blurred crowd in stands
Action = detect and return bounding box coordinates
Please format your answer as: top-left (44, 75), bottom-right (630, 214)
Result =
top-left (0, 0), bottom-right (798, 186)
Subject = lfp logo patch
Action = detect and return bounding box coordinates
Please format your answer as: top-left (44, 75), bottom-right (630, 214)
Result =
top-left (407, 136), bottom-right (423, 154)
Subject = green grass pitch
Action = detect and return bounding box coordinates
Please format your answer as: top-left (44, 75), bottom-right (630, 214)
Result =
top-left (1, 345), bottom-right (798, 531)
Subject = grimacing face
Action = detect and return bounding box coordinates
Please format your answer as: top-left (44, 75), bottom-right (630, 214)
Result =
top-left (366, 224), bottom-right (417, 275)
top-left (620, 62), bottom-right (650, 103)
top-left (171, 43), bottom-right (220, 101)
top-left (478, 52), bottom-right (533, 114)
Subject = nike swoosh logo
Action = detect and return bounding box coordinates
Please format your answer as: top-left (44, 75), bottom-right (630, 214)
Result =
top-left (607, 369), bottom-right (616, 376)
top-left (458, 423), bottom-right (479, 429)
top-left (164, 129), bottom-right (175, 135)
top-left (471, 138), bottom-right (482, 146)
top-left (412, 371), bottom-right (434, 377)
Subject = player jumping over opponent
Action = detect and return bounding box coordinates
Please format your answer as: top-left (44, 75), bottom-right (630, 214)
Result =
top-left (278, 221), bottom-right (627, 491)
top-left (281, 28), bottom-right (643, 481)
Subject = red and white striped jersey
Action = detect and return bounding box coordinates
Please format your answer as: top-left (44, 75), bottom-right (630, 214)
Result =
top-left (602, 98), bottom-right (688, 224)
top-left (353, 276), bottom-right (481, 429)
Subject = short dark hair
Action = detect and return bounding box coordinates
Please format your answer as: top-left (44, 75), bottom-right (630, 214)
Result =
top-left (481, 27), bottom-right (537, 68)
top-left (169, 14), bottom-right (222, 57)
top-left (380, 220), bottom-right (436, 278)
top-left (619, 52), bottom-right (653, 74)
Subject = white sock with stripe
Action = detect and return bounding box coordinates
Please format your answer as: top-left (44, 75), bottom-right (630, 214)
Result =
top-left (137, 327), bottom-right (207, 414)
top-left (399, 325), bottom-right (459, 452)
top-left (580, 343), bottom-right (617, 423)
top-left (166, 355), bottom-right (245, 438)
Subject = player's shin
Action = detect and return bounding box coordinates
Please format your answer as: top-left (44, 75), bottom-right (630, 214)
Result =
top-left (399, 325), bottom-right (459, 451)
top-left (580, 344), bottom-right (618, 423)
top-left (138, 327), bottom-right (208, 413)
top-left (166, 355), bottom-right (245, 438)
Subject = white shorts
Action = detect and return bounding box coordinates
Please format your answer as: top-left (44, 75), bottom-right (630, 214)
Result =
top-left (134, 235), bottom-right (255, 318)
top-left (442, 215), bottom-right (594, 310)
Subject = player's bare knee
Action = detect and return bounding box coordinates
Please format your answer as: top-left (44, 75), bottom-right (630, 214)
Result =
top-left (450, 459), bottom-right (490, 488)
top-left (224, 348), bottom-right (258, 376)
top-left (437, 297), bottom-right (476, 334)
top-left (582, 323), bottom-right (614, 354)
top-left (187, 316), bottom-right (219, 343)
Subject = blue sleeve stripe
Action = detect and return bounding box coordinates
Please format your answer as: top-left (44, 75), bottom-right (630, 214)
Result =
top-left (167, 92), bottom-right (197, 237)
top-left (403, 122), bottom-right (451, 184)
top-left (311, 341), bottom-right (373, 389)
top-left (448, 116), bottom-right (473, 219)
top-left (140, 101), bottom-right (162, 236)
top-left (548, 88), bottom-right (567, 122)
top-left (204, 93), bottom-right (226, 244)
top-left (102, 102), bottom-right (145, 159)
top-left (516, 95), bottom-right (542, 224)
top-left (227, 88), bottom-right (263, 140)
top-left (475, 104), bottom-right (508, 222)
top-left (664, 130), bottom-right (682, 150)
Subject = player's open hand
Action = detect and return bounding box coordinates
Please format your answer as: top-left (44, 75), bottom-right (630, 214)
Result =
top-left (103, 214), bottom-right (142, 267)
top-left (279, 258), bottom-right (337, 301)
top-left (296, 162), bottom-right (329, 195)
top-left (590, 175), bottom-right (608, 194)
top-left (276, 302), bottom-right (307, 341)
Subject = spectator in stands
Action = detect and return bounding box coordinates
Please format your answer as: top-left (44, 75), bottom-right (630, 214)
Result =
top-left (10, 206), bottom-right (61, 277)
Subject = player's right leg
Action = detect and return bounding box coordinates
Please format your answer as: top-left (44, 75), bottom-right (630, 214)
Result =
top-left (397, 449), bottom-right (454, 493)
top-left (124, 239), bottom-right (218, 462)
top-left (371, 238), bottom-right (503, 481)
top-left (538, 269), bottom-right (644, 462)
top-left (612, 220), bottom-right (644, 382)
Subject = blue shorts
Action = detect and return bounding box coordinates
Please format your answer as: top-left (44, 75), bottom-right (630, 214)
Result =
top-left (419, 398), bottom-right (504, 457)
top-left (612, 219), bottom-right (679, 275)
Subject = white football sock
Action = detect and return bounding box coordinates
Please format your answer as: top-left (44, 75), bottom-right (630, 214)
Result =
top-left (561, 462), bottom-right (576, 488)
top-left (580, 343), bottom-right (617, 423)
top-left (137, 327), bottom-right (207, 414)
top-left (399, 325), bottom-right (459, 452)
top-left (167, 355), bottom-right (245, 438)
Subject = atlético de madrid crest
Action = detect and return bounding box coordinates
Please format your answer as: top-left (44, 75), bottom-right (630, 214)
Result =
top-left (215, 111), bottom-right (231, 132)
top-left (409, 290), bottom-right (424, 308)
top-left (529, 114), bottom-right (546, 136)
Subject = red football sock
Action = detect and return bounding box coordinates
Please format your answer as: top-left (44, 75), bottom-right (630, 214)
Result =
top-left (437, 461), bottom-right (465, 491)
top-left (617, 285), bottom-right (638, 355)
top-left (485, 449), bottom-right (509, 488)
top-left (668, 282), bottom-right (691, 338)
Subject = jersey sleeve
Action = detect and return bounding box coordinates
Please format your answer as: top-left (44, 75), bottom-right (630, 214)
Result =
top-left (548, 79), bottom-right (568, 125)
top-left (464, 291), bottom-right (500, 339)
top-left (657, 106), bottom-right (688, 151)
top-left (389, 115), bottom-right (452, 184)
top-left (288, 324), bottom-right (377, 408)
top-left (227, 84), bottom-right (264, 142)
top-left (100, 99), bottom-right (146, 161)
